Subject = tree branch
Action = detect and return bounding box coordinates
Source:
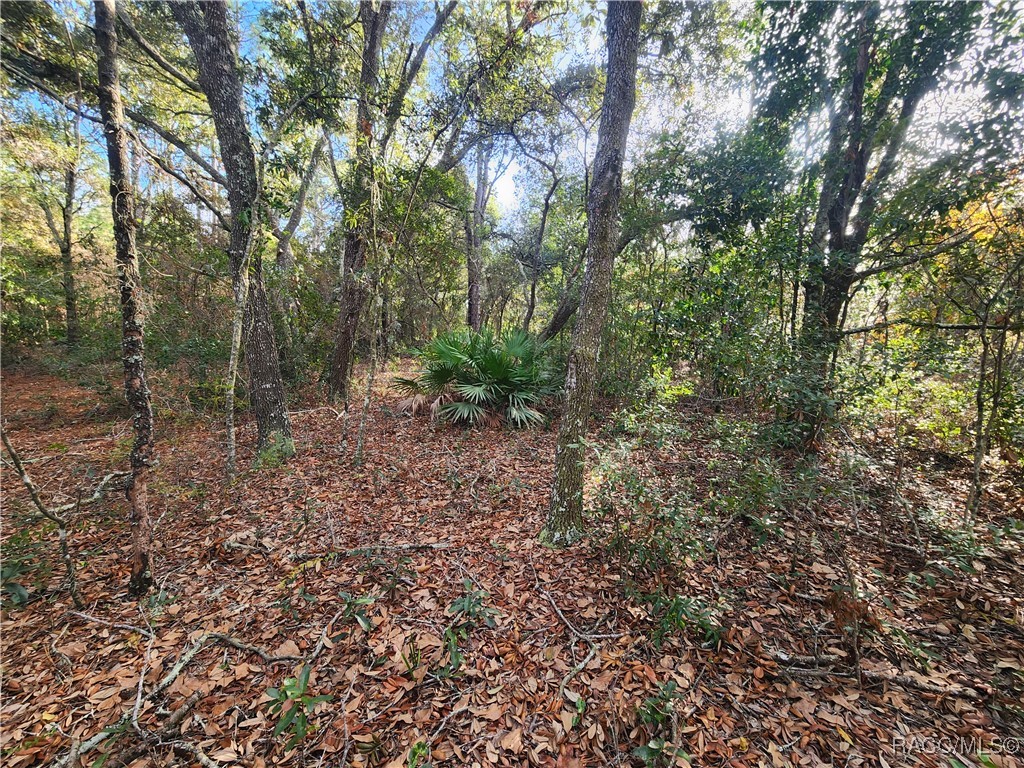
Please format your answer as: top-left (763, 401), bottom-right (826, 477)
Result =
top-left (116, 7), bottom-right (201, 92)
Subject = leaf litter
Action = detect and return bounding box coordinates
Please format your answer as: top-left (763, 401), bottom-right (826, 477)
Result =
top-left (1, 369), bottom-right (1022, 767)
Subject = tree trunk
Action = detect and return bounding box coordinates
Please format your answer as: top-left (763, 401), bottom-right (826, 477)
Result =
top-left (523, 170), bottom-right (559, 333)
top-left (94, 0), bottom-right (155, 596)
top-left (540, 290), bottom-right (580, 341)
top-left (274, 134), bottom-right (326, 376)
top-left (522, 274), bottom-right (537, 333)
top-left (966, 320), bottom-right (991, 521)
top-left (791, 2), bottom-right (937, 447)
top-left (328, 0), bottom-right (391, 402)
top-left (542, 1), bottom-right (642, 546)
top-left (60, 167), bottom-right (80, 346)
top-left (171, 0), bottom-right (292, 454)
top-left (792, 4), bottom-right (875, 444)
top-left (465, 141), bottom-right (489, 331)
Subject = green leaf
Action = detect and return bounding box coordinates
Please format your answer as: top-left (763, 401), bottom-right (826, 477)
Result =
top-left (273, 703), bottom-right (298, 737)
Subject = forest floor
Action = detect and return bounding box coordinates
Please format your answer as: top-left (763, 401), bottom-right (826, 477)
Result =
top-left (1, 364), bottom-right (1023, 768)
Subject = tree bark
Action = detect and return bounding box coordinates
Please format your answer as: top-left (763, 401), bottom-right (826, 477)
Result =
top-left (465, 141), bottom-right (489, 331)
top-left (522, 169), bottom-right (560, 333)
top-left (94, 0), bottom-right (155, 596)
top-left (171, 0), bottom-right (292, 453)
top-left (542, 1), bottom-right (642, 546)
top-left (59, 167), bottom-right (81, 346)
top-left (328, 0), bottom-right (391, 402)
top-left (791, 2), bottom-right (962, 447)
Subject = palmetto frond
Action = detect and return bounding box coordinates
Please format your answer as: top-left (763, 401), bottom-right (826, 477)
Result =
top-left (439, 400), bottom-right (486, 424)
top-left (406, 329), bottom-right (554, 428)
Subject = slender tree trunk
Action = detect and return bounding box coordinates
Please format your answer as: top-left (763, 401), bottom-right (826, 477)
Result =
top-left (60, 168), bottom-right (80, 346)
top-left (966, 329), bottom-right (990, 521)
top-left (328, 0), bottom-right (391, 402)
top-left (329, 232), bottom-right (369, 400)
top-left (94, 0), bottom-right (155, 596)
top-left (172, 0), bottom-right (292, 454)
top-left (523, 170), bottom-right (559, 333)
top-left (540, 290), bottom-right (580, 341)
top-left (274, 133), bottom-right (326, 369)
top-left (522, 274), bottom-right (538, 332)
top-left (542, 1), bottom-right (642, 546)
top-left (465, 141), bottom-right (489, 331)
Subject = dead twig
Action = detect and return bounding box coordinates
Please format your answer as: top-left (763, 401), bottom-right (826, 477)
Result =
top-left (48, 630), bottom-right (298, 767)
top-left (768, 649), bottom-right (985, 700)
top-left (68, 611), bottom-right (155, 639)
top-left (289, 541), bottom-right (452, 561)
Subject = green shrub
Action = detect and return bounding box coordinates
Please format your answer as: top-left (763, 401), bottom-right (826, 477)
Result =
top-left (395, 328), bottom-right (555, 428)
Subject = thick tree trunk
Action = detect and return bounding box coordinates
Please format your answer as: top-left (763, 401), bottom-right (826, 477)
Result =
top-left (94, 0), bottom-right (155, 596)
top-left (465, 141), bottom-right (489, 331)
top-left (172, 0), bottom-right (292, 454)
top-left (542, 1), bottom-right (642, 546)
top-left (792, 4), bottom-right (875, 444)
top-left (328, 0), bottom-right (391, 402)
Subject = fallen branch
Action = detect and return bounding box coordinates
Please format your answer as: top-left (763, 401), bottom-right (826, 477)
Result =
top-left (428, 705), bottom-right (471, 744)
top-left (2, 429), bottom-right (86, 608)
top-left (537, 586), bottom-right (620, 702)
top-left (558, 644), bottom-right (598, 701)
top-left (48, 631), bottom-right (300, 767)
top-left (768, 649), bottom-right (984, 700)
top-left (109, 691), bottom-right (207, 767)
top-left (208, 632), bottom-right (303, 663)
top-left (541, 589), bottom-right (623, 642)
top-left (290, 542), bottom-right (453, 561)
top-left (68, 611), bottom-right (155, 639)
top-left (308, 610), bottom-right (345, 662)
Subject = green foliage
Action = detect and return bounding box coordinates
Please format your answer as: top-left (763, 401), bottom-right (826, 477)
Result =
top-left (337, 591), bottom-right (376, 632)
top-left (435, 580), bottom-right (500, 679)
top-left (643, 590), bottom-right (724, 649)
top-left (0, 524), bottom-right (51, 608)
top-left (406, 741), bottom-right (431, 768)
top-left (265, 664), bottom-right (332, 751)
top-left (396, 329), bottom-right (555, 427)
top-left (253, 432), bottom-right (296, 469)
top-left (610, 364), bottom-right (694, 446)
top-left (638, 681), bottom-right (685, 728)
top-left (633, 681), bottom-right (691, 766)
top-left (447, 579), bottom-right (499, 628)
top-left (591, 452), bottom-right (705, 580)
top-left (1, 561), bottom-right (32, 607)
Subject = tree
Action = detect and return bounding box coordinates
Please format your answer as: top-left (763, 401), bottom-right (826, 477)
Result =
top-left (327, 0), bottom-right (457, 402)
top-left (5, 108), bottom-right (90, 347)
top-left (751, 1), bottom-right (1010, 445)
top-left (542, 1), bottom-right (643, 546)
top-left (93, 0), bottom-right (155, 595)
top-left (465, 139), bottom-right (490, 332)
top-left (170, 0), bottom-right (293, 456)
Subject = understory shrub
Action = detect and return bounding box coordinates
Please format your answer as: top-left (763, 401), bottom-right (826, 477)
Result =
top-left (395, 328), bottom-right (556, 427)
